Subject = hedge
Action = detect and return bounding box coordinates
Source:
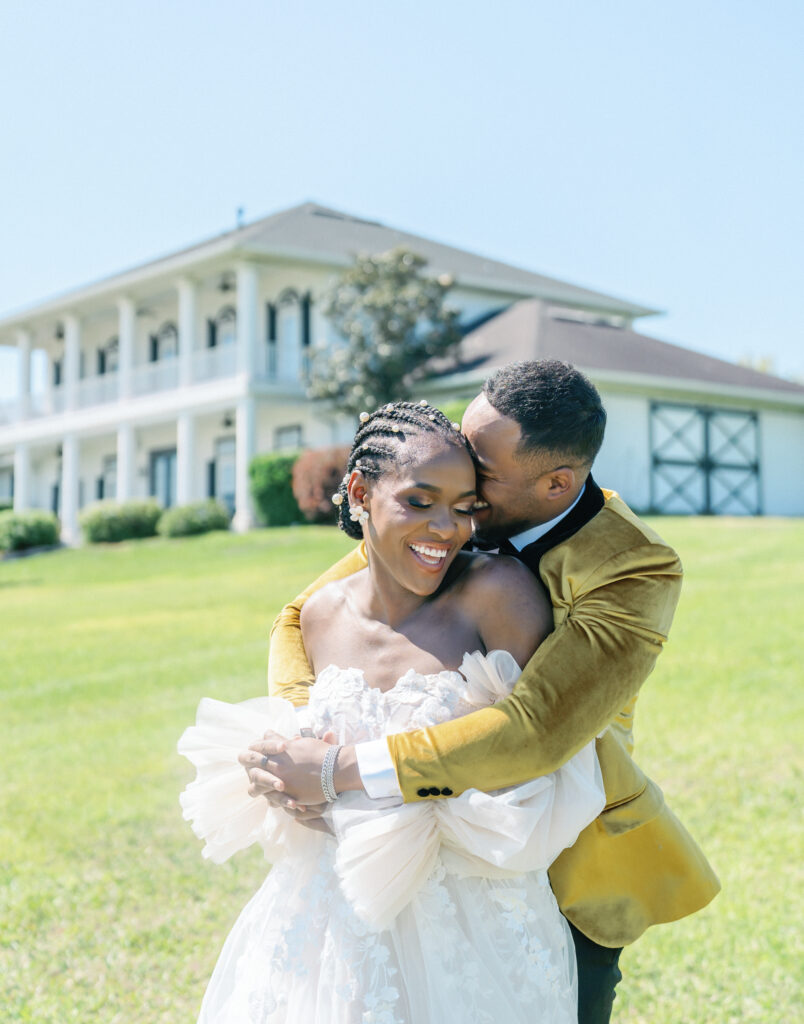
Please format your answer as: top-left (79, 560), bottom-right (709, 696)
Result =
top-left (0, 509), bottom-right (61, 552)
top-left (157, 500), bottom-right (231, 538)
top-left (79, 500), bottom-right (162, 543)
top-left (249, 452), bottom-right (301, 526)
top-left (292, 445), bottom-right (351, 524)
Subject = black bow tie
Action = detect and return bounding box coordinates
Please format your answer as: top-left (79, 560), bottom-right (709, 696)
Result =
top-left (471, 537), bottom-right (521, 558)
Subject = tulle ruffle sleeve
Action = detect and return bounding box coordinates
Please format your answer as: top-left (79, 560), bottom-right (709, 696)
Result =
top-left (177, 696), bottom-right (325, 864)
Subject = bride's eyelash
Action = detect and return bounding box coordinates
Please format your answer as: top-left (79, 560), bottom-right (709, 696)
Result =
top-left (408, 497), bottom-right (473, 516)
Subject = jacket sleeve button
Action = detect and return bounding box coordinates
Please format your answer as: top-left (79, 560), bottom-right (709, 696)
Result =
top-left (441, 787), bottom-right (453, 796)
top-left (428, 786), bottom-right (441, 796)
top-left (417, 788), bottom-right (430, 798)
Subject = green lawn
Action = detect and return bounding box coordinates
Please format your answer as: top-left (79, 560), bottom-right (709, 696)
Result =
top-left (1, 519), bottom-right (802, 1023)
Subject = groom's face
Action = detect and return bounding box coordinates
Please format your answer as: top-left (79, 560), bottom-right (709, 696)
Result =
top-left (462, 394), bottom-right (559, 544)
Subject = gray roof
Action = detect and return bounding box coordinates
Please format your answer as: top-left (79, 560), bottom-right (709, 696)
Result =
top-left (230, 203), bottom-right (658, 317)
top-left (0, 202), bottom-right (658, 329)
top-left (445, 300), bottom-right (804, 398)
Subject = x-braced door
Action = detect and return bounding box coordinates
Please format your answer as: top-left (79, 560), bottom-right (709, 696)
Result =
top-left (649, 403), bottom-right (761, 515)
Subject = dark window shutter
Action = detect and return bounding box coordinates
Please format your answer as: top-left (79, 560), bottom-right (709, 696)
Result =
top-left (301, 294), bottom-right (311, 347)
top-left (53, 360), bottom-right (62, 386)
top-left (149, 335), bottom-right (159, 362)
top-left (207, 460), bottom-right (216, 498)
top-left (98, 350), bottom-right (106, 376)
top-left (267, 303), bottom-right (277, 341)
top-left (96, 477), bottom-right (104, 500)
top-left (207, 319), bottom-right (217, 348)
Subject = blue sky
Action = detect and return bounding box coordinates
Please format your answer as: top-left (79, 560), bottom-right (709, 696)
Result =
top-left (1, 0), bottom-right (802, 398)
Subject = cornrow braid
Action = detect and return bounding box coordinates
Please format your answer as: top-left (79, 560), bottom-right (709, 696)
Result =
top-left (333, 400), bottom-right (472, 539)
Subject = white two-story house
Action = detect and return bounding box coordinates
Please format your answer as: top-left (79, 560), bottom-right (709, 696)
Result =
top-left (1, 201), bottom-right (802, 542)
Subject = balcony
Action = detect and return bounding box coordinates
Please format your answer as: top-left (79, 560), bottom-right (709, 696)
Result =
top-left (1, 341), bottom-right (312, 429)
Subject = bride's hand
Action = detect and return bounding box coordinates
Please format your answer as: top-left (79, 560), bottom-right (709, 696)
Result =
top-left (240, 729), bottom-right (338, 806)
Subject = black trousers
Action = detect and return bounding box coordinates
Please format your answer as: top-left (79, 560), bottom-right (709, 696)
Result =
top-left (569, 921), bottom-right (623, 1024)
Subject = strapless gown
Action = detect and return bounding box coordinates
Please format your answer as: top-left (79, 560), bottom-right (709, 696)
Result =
top-left (178, 650), bottom-right (606, 1024)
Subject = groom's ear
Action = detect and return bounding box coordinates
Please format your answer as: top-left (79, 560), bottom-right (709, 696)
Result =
top-left (544, 468), bottom-right (576, 501)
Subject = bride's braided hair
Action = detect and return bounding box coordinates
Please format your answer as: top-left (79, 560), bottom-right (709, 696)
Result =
top-left (335, 401), bottom-right (474, 540)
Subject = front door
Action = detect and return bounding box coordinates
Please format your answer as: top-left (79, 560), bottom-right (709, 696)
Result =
top-left (150, 449), bottom-right (177, 508)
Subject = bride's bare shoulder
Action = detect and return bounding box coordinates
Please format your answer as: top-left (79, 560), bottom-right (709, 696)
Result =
top-left (457, 553), bottom-right (553, 664)
top-left (300, 571), bottom-right (363, 635)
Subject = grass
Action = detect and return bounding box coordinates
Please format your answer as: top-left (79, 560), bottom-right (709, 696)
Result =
top-left (1, 518), bottom-right (802, 1023)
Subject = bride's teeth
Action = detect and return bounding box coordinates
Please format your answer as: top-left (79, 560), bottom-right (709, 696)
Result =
top-left (410, 544), bottom-right (447, 559)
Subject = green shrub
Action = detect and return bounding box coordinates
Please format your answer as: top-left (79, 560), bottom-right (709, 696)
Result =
top-left (292, 445), bottom-right (351, 524)
top-left (249, 452), bottom-right (301, 526)
top-left (79, 500), bottom-right (162, 543)
top-left (0, 500), bottom-right (13, 513)
top-left (157, 500), bottom-right (231, 538)
top-left (0, 509), bottom-right (61, 552)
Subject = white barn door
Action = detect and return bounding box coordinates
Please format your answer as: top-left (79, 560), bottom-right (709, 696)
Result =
top-left (650, 403), bottom-right (761, 515)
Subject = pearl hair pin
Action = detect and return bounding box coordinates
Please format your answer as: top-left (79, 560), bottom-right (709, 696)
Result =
top-left (331, 492), bottom-right (344, 505)
top-left (359, 411), bottom-right (370, 423)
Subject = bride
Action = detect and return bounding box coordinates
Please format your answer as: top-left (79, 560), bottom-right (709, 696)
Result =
top-left (179, 400), bottom-right (605, 1024)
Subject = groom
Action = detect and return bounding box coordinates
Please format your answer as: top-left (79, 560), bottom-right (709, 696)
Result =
top-left (248, 360), bottom-right (720, 1023)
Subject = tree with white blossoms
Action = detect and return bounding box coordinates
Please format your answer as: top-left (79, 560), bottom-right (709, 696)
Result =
top-left (308, 248), bottom-right (462, 415)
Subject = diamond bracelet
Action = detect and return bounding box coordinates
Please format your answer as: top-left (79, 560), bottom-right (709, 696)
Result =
top-left (321, 744), bottom-right (343, 803)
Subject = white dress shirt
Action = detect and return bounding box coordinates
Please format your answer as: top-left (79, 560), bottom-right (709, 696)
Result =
top-left (354, 486), bottom-right (587, 799)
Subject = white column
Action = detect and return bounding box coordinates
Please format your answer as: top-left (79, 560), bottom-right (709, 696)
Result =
top-left (236, 262), bottom-right (259, 378)
top-left (60, 434), bottom-right (80, 544)
top-left (233, 394), bottom-right (256, 532)
top-left (63, 315), bottom-right (80, 412)
top-left (16, 328), bottom-right (32, 420)
top-left (177, 278), bottom-right (197, 388)
top-left (176, 412), bottom-right (196, 506)
top-left (116, 422), bottom-right (135, 502)
top-left (118, 297), bottom-right (135, 400)
top-left (13, 443), bottom-right (31, 511)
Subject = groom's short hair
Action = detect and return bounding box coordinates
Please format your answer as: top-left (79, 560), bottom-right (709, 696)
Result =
top-left (483, 360), bottom-right (606, 467)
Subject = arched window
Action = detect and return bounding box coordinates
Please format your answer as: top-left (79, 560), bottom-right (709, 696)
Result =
top-left (216, 306), bottom-right (237, 347)
top-left (150, 322), bottom-right (178, 362)
top-left (277, 289), bottom-right (301, 380)
top-left (98, 336), bottom-right (119, 375)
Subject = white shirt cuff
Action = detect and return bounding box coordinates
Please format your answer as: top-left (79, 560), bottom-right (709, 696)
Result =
top-left (355, 739), bottom-right (403, 800)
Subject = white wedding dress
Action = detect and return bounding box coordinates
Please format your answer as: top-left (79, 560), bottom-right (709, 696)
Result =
top-left (178, 650), bottom-right (606, 1024)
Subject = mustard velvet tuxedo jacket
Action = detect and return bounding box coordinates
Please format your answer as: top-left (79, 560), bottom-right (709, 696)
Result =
top-left (267, 484), bottom-right (720, 947)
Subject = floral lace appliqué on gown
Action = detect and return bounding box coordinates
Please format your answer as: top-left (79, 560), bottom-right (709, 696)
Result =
top-left (178, 651), bottom-right (606, 1024)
